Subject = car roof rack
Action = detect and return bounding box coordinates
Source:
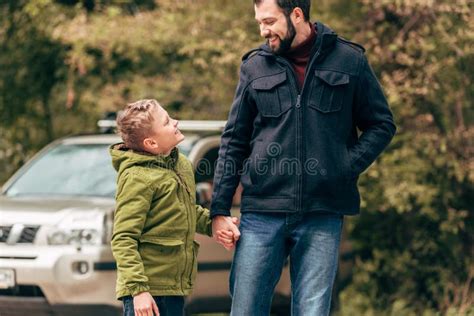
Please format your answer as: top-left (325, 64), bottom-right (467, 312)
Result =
top-left (97, 119), bottom-right (227, 133)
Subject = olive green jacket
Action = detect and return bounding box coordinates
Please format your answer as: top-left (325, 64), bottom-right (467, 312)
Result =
top-left (110, 143), bottom-right (212, 299)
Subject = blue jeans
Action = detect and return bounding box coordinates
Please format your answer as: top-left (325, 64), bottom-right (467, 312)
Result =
top-left (229, 211), bottom-right (343, 316)
top-left (122, 295), bottom-right (184, 316)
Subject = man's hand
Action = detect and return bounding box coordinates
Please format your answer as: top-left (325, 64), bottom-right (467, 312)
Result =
top-left (133, 291), bottom-right (159, 316)
top-left (212, 215), bottom-right (241, 251)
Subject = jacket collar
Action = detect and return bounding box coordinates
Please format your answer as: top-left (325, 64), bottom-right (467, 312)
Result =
top-left (110, 143), bottom-right (180, 172)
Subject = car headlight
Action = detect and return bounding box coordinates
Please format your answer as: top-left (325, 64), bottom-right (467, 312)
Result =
top-left (47, 210), bottom-right (105, 246)
top-left (48, 228), bottom-right (102, 245)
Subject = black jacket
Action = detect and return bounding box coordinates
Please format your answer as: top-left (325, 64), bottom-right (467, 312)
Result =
top-left (210, 22), bottom-right (396, 217)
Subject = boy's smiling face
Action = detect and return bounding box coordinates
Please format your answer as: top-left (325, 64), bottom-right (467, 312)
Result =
top-left (142, 105), bottom-right (184, 155)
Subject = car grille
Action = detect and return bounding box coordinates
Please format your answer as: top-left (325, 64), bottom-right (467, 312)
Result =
top-left (0, 225), bottom-right (40, 244)
top-left (17, 226), bottom-right (40, 243)
top-left (0, 226), bottom-right (12, 242)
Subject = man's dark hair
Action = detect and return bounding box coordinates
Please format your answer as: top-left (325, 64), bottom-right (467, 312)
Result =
top-left (254, 0), bottom-right (311, 21)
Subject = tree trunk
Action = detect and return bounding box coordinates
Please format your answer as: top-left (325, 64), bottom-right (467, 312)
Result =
top-left (42, 93), bottom-right (54, 142)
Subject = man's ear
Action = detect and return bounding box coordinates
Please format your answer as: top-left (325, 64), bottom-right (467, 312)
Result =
top-left (292, 7), bottom-right (305, 24)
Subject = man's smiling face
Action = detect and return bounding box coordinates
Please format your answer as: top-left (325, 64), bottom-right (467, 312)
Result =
top-left (255, 0), bottom-right (296, 54)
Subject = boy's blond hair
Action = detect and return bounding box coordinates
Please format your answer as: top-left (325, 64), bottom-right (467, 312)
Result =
top-left (116, 99), bottom-right (160, 150)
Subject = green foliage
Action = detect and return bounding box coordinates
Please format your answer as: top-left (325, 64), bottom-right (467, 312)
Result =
top-left (0, 0), bottom-right (260, 183)
top-left (335, 1), bottom-right (473, 315)
top-left (54, 0), bottom-right (260, 119)
top-left (0, 0), bottom-right (70, 183)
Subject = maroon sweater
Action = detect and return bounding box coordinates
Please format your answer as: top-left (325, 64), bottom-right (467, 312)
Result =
top-left (283, 23), bottom-right (317, 89)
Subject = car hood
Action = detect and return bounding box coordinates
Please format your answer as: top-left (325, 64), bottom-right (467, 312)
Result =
top-left (0, 195), bottom-right (115, 226)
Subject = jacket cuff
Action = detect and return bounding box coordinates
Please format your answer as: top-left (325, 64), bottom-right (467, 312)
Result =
top-left (127, 283), bottom-right (150, 297)
top-left (206, 217), bottom-right (213, 237)
top-left (210, 210), bottom-right (232, 219)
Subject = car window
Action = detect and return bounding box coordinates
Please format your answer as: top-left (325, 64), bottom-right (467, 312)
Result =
top-left (195, 146), bottom-right (242, 207)
top-left (4, 134), bottom-right (199, 198)
top-left (5, 144), bottom-right (116, 198)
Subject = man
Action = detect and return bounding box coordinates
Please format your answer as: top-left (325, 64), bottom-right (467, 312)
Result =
top-left (211, 0), bottom-right (396, 315)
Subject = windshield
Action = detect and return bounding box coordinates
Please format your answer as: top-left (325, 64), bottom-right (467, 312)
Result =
top-left (5, 144), bottom-right (117, 198)
top-left (5, 139), bottom-right (195, 198)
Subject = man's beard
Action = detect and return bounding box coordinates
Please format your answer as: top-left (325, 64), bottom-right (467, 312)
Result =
top-left (269, 15), bottom-right (296, 55)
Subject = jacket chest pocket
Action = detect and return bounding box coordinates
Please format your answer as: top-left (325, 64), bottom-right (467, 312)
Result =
top-left (252, 71), bottom-right (292, 117)
top-left (309, 70), bottom-right (350, 113)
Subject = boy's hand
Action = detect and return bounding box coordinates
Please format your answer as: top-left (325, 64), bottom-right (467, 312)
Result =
top-left (216, 229), bottom-right (235, 246)
top-left (231, 216), bottom-right (240, 226)
top-left (212, 216), bottom-right (241, 251)
top-left (133, 291), bottom-right (159, 316)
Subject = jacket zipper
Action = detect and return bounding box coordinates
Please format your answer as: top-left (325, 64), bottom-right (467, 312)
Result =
top-left (275, 56), bottom-right (302, 212)
top-left (276, 48), bottom-right (321, 212)
top-left (298, 49), bottom-right (321, 212)
top-left (174, 169), bottom-right (192, 292)
top-left (176, 170), bottom-right (196, 283)
top-left (295, 94), bottom-right (302, 212)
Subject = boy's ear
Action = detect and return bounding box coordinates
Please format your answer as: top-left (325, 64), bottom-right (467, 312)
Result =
top-left (143, 137), bottom-right (158, 150)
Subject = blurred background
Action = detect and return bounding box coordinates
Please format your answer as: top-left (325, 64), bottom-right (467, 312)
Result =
top-left (0, 0), bottom-right (472, 315)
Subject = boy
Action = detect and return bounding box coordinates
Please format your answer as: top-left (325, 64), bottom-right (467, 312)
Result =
top-left (109, 99), bottom-right (233, 316)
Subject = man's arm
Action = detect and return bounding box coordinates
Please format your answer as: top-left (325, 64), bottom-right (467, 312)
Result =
top-left (210, 62), bottom-right (256, 249)
top-left (210, 63), bottom-right (257, 218)
top-left (350, 54), bottom-right (396, 176)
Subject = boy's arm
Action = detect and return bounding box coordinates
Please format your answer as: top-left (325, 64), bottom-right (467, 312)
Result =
top-left (111, 172), bottom-right (153, 296)
top-left (195, 205), bottom-right (212, 237)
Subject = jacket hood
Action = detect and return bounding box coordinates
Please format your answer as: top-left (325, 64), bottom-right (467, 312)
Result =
top-left (109, 143), bottom-right (179, 175)
top-left (257, 21), bottom-right (337, 60)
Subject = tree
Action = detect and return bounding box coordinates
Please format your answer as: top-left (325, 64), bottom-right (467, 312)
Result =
top-left (53, 0), bottom-right (260, 119)
top-left (336, 1), bottom-right (473, 315)
top-left (0, 0), bottom-right (70, 183)
top-left (0, 2), bottom-right (471, 314)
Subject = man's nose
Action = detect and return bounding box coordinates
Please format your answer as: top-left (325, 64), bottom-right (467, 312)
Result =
top-left (260, 26), bottom-right (270, 38)
top-left (173, 119), bottom-right (179, 127)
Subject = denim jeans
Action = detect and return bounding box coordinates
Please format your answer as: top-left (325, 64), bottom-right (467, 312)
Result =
top-left (229, 211), bottom-right (343, 316)
top-left (122, 295), bottom-right (184, 316)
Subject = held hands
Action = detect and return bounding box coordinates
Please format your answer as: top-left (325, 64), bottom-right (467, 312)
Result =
top-left (212, 215), bottom-right (241, 251)
top-left (133, 291), bottom-right (159, 316)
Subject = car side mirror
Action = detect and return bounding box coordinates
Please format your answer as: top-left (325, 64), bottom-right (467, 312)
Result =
top-left (196, 182), bottom-right (212, 208)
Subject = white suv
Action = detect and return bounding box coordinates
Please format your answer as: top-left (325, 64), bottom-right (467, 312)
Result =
top-left (0, 121), bottom-right (291, 316)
